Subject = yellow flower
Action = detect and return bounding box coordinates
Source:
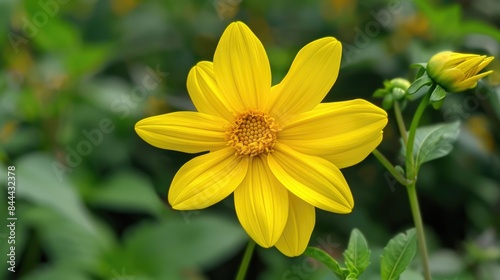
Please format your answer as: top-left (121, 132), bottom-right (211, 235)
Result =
top-left (427, 51), bottom-right (494, 92)
top-left (135, 22), bottom-right (387, 257)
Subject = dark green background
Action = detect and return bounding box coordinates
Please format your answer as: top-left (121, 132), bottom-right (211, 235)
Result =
top-left (1, 0), bottom-right (499, 279)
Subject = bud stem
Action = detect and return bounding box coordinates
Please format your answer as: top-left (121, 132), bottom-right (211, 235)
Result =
top-left (393, 101), bottom-right (408, 146)
top-left (372, 149), bottom-right (410, 186)
top-left (405, 89), bottom-right (431, 179)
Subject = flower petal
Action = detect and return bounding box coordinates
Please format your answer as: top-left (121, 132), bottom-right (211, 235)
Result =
top-left (135, 112), bottom-right (228, 153)
top-left (168, 147), bottom-right (249, 210)
top-left (187, 61), bottom-right (234, 120)
top-left (213, 21), bottom-right (271, 111)
top-left (268, 143), bottom-right (353, 213)
top-left (234, 156), bottom-right (289, 247)
top-left (460, 70), bottom-right (493, 88)
top-left (279, 99), bottom-right (388, 168)
top-left (275, 193), bottom-right (315, 257)
top-left (268, 37), bottom-right (342, 120)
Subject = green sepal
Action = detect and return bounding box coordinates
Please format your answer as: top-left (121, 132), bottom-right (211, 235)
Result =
top-left (407, 72), bottom-right (433, 95)
top-left (429, 84), bottom-right (447, 109)
top-left (383, 80), bottom-right (393, 89)
top-left (429, 84), bottom-right (447, 102)
top-left (382, 94), bottom-right (394, 110)
top-left (410, 62), bottom-right (428, 79)
top-left (431, 98), bottom-right (445, 109)
top-left (373, 88), bottom-right (388, 98)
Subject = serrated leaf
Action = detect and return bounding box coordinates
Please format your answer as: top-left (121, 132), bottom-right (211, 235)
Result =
top-left (343, 229), bottom-right (371, 276)
top-left (408, 73), bottom-right (433, 95)
top-left (408, 121), bottom-right (461, 169)
top-left (304, 247), bottom-right (345, 280)
top-left (380, 229), bottom-right (417, 280)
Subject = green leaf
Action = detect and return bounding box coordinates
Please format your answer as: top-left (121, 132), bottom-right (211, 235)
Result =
top-left (65, 44), bottom-right (113, 78)
top-left (380, 228), bottom-right (417, 280)
top-left (31, 18), bottom-right (81, 51)
top-left (408, 73), bottom-right (433, 95)
top-left (16, 153), bottom-right (98, 236)
top-left (410, 121), bottom-right (461, 169)
top-left (343, 229), bottom-right (371, 276)
top-left (414, 0), bottom-right (500, 41)
top-left (123, 215), bottom-right (247, 278)
top-left (22, 206), bottom-right (113, 272)
top-left (88, 171), bottom-right (164, 216)
top-left (304, 247), bottom-right (345, 280)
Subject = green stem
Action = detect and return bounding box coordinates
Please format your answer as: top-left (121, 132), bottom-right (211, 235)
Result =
top-left (404, 89), bottom-right (433, 280)
top-left (407, 183), bottom-right (432, 280)
top-left (393, 101), bottom-right (408, 146)
top-left (236, 240), bottom-right (256, 280)
top-left (405, 90), bottom-right (431, 180)
top-left (372, 149), bottom-right (410, 186)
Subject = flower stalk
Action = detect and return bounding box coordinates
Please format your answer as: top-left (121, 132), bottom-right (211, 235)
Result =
top-left (236, 240), bottom-right (256, 280)
top-left (407, 182), bottom-right (431, 280)
top-left (403, 90), bottom-right (432, 280)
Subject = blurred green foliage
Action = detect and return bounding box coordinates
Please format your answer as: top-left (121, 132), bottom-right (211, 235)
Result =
top-left (1, 0), bottom-right (500, 279)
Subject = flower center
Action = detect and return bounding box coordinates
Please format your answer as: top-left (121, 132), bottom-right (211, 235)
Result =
top-left (226, 110), bottom-right (280, 157)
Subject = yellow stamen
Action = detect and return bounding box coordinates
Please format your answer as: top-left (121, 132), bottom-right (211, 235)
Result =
top-left (227, 110), bottom-right (280, 157)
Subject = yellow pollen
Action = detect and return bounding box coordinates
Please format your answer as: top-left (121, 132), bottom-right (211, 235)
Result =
top-left (226, 110), bottom-right (280, 157)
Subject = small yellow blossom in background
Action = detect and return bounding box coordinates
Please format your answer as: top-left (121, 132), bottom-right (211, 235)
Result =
top-left (135, 22), bottom-right (387, 256)
top-left (427, 51), bottom-right (494, 92)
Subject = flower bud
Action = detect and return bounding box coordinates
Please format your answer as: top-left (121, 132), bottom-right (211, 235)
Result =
top-left (389, 78), bottom-right (410, 100)
top-left (427, 51), bottom-right (494, 92)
